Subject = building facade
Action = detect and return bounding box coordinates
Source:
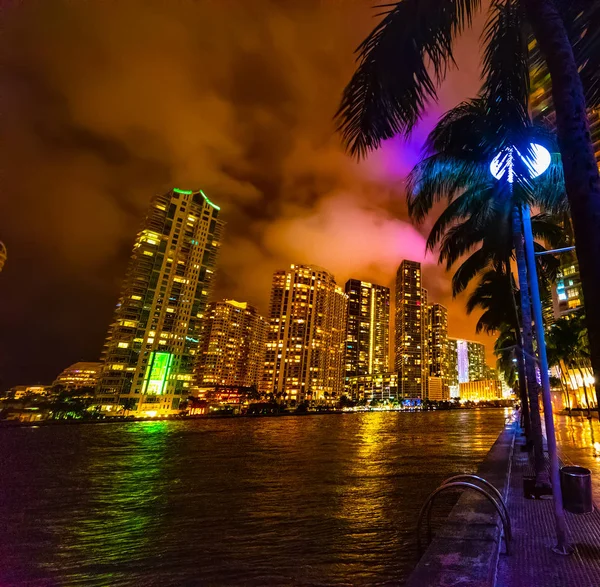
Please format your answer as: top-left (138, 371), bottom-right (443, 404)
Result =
top-left (346, 373), bottom-right (398, 403)
top-left (427, 376), bottom-right (447, 402)
top-left (459, 379), bottom-right (503, 402)
top-left (428, 303), bottom-right (449, 383)
top-left (467, 341), bottom-right (487, 381)
top-left (553, 256), bottom-right (584, 319)
top-left (10, 385), bottom-right (49, 399)
top-left (395, 260), bottom-right (428, 399)
top-left (263, 264), bottom-right (347, 404)
top-left (97, 188), bottom-right (224, 415)
top-left (196, 300), bottom-right (266, 389)
top-left (54, 362), bottom-right (102, 391)
top-left (447, 338), bottom-right (489, 396)
top-left (344, 279), bottom-right (390, 380)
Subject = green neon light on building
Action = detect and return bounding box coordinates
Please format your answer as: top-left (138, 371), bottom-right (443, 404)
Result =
top-left (141, 351), bottom-right (173, 395)
top-left (173, 188), bottom-right (220, 210)
top-left (199, 189), bottom-right (220, 210)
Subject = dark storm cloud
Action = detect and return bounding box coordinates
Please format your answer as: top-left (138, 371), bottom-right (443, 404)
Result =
top-left (0, 0), bottom-right (491, 387)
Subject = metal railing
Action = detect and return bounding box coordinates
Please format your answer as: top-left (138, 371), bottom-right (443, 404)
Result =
top-left (416, 474), bottom-right (512, 555)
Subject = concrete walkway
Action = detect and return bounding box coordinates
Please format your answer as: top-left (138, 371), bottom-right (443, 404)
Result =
top-left (406, 419), bottom-right (600, 586)
top-left (496, 429), bottom-right (600, 587)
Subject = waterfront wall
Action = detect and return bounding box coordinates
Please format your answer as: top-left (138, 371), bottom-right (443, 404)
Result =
top-left (406, 423), bottom-right (515, 586)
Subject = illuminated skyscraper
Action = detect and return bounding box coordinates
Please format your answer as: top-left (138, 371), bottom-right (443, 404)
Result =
top-left (97, 188), bottom-right (224, 415)
top-left (344, 279), bottom-right (390, 379)
top-left (196, 300), bottom-right (266, 389)
top-left (395, 260), bottom-right (427, 399)
top-left (263, 264), bottom-right (347, 404)
top-left (467, 341), bottom-right (487, 381)
top-left (447, 338), bottom-right (488, 388)
top-left (0, 241), bottom-right (6, 273)
top-left (428, 303), bottom-right (449, 384)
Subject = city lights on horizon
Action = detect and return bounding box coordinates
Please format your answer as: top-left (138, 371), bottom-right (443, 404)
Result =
top-left (3, 187), bottom-right (507, 415)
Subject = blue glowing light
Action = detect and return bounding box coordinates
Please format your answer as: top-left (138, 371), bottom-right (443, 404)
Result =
top-left (489, 143), bottom-right (551, 183)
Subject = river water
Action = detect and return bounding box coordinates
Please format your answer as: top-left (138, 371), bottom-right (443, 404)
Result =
top-left (0, 410), bottom-right (506, 586)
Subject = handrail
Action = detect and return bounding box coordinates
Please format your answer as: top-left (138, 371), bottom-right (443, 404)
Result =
top-left (416, 481), bottom-right (511, 556)
top-left (424, 480), bottom-right (511, 548)
top-left (441, 474), bottom-right (511, 541)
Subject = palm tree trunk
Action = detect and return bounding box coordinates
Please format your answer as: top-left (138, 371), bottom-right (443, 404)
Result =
top-left (576, 362), bottom-right (592, 419)
top-left (524, 0), bottom-right (600, 419)
top-left (516, 347), bottom-right (531, 435)
top-left (506, 259), bottom-right (531, 438)
top-left (513, 207), bottom-right (547, 484)
top-left (558, 368), bottom-right (571, 416)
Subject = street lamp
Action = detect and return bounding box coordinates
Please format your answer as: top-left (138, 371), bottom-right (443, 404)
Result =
top-left (490, 143), bottom-right (571, 554)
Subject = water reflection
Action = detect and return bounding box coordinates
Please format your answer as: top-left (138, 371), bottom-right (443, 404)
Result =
top-left (0, 411), bottom-right (506, 586)
top-left (555, 414), bottom-right (600, 504)
top-left (48, 421), bottom-right (171, 583)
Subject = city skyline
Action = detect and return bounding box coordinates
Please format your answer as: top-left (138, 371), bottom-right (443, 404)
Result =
top-left (0, 1), bottom-right (494, 389)
top-left (30, 192), bottom-right (494, 410)
top-left (3, 218), bottom-right (496, 393)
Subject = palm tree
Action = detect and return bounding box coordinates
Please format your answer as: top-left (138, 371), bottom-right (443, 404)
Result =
top-left (467, 268), bottom-right (530, 436)
top-left (120, 397), bottom-right (137, 417)
top-left (547, 316), bottom-right (595, 418)
top-left (404, 93), bottom-right (565, 482)
top-left (336, 0), bottom-right (600, 402)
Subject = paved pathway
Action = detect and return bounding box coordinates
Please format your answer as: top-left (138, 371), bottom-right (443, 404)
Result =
top-left (496, 426), bottom-right (600, 587)
top-left (555, 414), bottom-right (600, 505)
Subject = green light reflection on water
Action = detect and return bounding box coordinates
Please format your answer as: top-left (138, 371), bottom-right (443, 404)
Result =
top-left (47, 421), bottom-right (171, 583)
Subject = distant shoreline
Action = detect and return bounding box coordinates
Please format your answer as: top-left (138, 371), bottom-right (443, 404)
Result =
top-left (0, 405), bottom-right (513, 428)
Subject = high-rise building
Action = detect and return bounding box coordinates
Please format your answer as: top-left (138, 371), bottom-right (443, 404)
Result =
top-left (0, 241), bottom-right (6, 273)
top-left (196, 300), bottom-right (266, 389)
top-left (447, 337), bottom-right (488, 392)
top-left (553, 258), bottom-right (584, 319)
top-left (344, 279), bottom-right (390, 380)
top-left (447, 338), bottom-right (459, 397)
top-left (97, 188), bottom-right (224, 415)
top-left (467, 341), bottom-right (487, 381)
top-left (263, 264), bottom-right (347, 404)
top-left (530, 38), bottom-right (591, 322)
top-left (395, 260), bottom-right (427, 399)
top-left (54, 362), bottom-right (102, 391)
top-left (428, 303), bottom-right (449, 381)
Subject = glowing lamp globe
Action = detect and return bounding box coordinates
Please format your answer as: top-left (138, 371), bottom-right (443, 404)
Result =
top-left (489, 143), bottom-right (551, 183)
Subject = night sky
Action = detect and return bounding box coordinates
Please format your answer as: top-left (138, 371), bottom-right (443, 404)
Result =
top-left (0, 0), bottom-right (492, 389)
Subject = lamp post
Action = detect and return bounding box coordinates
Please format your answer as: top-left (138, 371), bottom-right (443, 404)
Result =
top-left (490, 144), bottom-right (571, 554)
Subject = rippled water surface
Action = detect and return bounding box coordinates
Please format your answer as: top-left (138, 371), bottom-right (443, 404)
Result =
top-left (0, 410), bottom-right (506, 586)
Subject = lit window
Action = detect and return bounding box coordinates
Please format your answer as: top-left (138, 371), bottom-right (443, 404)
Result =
top-left (118, 342), bottom-right (129, 349)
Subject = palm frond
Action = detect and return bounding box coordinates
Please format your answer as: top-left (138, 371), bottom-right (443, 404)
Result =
top-left (336, 0), bottom-right (482, 157)
top-left (452, 247), bottom-right (492, 296)
top-left (556, 0), bottom-right (600, 109)
top-left (530, 212), bottom-right (567, 250)
top-left (424, 98), bottom-right (494, 159)
top-left (425, 181), bottom-right (495, 250)
top-left (438, 206), bottom-right (492, 269)
top-left (481, 0), bottom-right (530, 142)
top-left (406, 154), bottom-right (488, 223)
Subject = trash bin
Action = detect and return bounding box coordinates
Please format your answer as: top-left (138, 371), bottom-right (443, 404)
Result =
top-left (560, 466), bottom-right (593, 514)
